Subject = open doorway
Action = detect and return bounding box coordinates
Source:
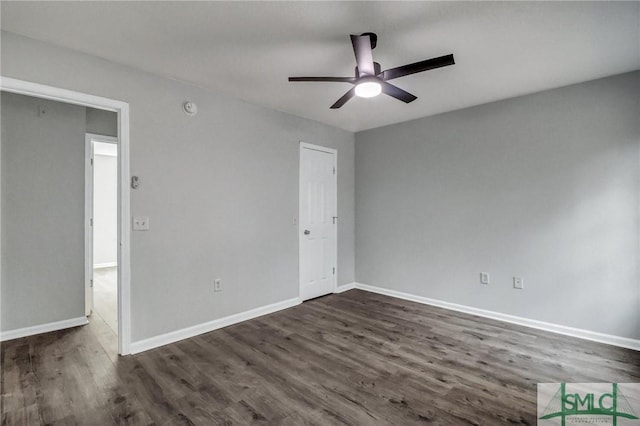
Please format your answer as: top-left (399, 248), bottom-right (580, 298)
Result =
top-left (1, 76), bottom-right (131, 354)
top-left (85, 134), bottom-right (118, 336)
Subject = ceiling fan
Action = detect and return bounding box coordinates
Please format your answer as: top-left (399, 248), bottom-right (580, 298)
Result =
top-left (288, 32), bottom-right (455, 109)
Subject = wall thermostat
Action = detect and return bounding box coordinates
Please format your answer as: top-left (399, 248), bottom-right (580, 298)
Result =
top-left (183, 101), bottom-right (198, 116)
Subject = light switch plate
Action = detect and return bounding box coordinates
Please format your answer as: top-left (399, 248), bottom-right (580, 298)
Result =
top-left (480, 272), bottom-right (490, 285)
top-left (133, 216), bottom-right (149, 231)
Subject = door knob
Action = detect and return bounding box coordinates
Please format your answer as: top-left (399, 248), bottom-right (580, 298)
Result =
top-left (304, 230), bottom-right (310, 235)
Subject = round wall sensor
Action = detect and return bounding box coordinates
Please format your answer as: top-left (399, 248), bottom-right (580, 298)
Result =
top-left (183, 101), bottom-right (198, 116)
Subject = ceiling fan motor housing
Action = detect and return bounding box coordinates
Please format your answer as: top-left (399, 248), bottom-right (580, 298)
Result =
top-left (361, 32), bottom-right (378, 49)
top-left (356, 62), bottom-right (382, 78)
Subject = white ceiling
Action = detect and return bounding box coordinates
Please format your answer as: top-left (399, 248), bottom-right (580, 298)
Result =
top-left (2, 1), bottom-right (639, 132)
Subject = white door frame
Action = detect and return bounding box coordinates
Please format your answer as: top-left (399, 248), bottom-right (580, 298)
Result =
top-left (85, 133), bottom-right (118, 317)
top-left (1, 76), bottom-right (132, 355)
top-left (299, 142), bottom-right (338, 300)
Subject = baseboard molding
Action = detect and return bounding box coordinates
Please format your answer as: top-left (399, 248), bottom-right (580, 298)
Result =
top-left (0, 316), bottom-right (89, 342)
top-left (130, 297), bottom-right (302, 354)
top-left (334, 282), bottom-right (356, 293)
top-left (93, 262), bottom-right (117, 269)
top-left (354, 283), bottom-right (640, 352)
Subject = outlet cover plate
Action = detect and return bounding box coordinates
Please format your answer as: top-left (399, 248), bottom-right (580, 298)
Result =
top-left (513, 277), bottom-right (524, 289)
top-left (132, 216), bottom-right (149, 231)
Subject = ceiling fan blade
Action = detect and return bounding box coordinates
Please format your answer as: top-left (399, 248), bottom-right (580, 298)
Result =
top-left (381, 82), bottom-right (417, 103)
top-left (382, 54), bottom-right (455, 81)
top-left (330, 87), bottom-right (356, 109)
top-left (289, 77), bottom-right (357, 83)
top-left (350, 34), bottom-right (375, 77)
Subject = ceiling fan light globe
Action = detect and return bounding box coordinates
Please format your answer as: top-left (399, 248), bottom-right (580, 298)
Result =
top-left (355, 81), bottom-right (381, 98)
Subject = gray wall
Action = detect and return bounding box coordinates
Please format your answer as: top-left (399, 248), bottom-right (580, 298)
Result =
top-left (355, 71), bottom-right (640, 340)
top-left (86, 107), bottom-right (117, 137)
top-left (1, 31), bottom-right (355, 341)
top-left (1, 92), bottom-right (87, 330)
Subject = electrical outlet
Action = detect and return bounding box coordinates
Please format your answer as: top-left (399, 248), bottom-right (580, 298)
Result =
top-left (214, 279), bottom-right (222, 292)
top-left (480, 272), bottom-right (490, 285)
top-left (132, 216), bottom-right (149, 231)
top-left (513, 277), bottom-right (524, 289)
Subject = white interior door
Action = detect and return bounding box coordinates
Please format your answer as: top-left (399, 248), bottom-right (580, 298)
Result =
top-left (299, 143), bottom-right (337, 301)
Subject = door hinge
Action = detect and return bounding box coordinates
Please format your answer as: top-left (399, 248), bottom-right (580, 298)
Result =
top-left (333, 267), bottom-right (335, 275)
top-left (90, 218), bottom-right (93, 226)
top-left (333, 167), bottom-right (336, 175)
top-left (90, 279), bottom-right (93, 288)
top-left (90, 158), bottom-right (93, 166)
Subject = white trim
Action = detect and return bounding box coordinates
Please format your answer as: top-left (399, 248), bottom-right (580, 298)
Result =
top-left (86, 133), bottom-right (118, 144)
top-left (299, 142), bottom-right (338, 301)
top-left (354, 283), bottom-right (640, 352)
top-left (0, 317), bottom-right (89, 342)
top-left (300, 142), bottom-right (338, 155)
top-left (334, 282), bottom-right (356, 293)
top-left (1, 77), bottom-right (132, 355)
top-left (0, 77), bottom-right (121, 112)
top-left (94, 152), bottom-right (118, 158)
top-left (130, 297), bottom-right (302, 354)
top-left (94, 262), bottom-right (118, 269)
top-left (84, 135), bottom-right (94, 316)
top-left (118, 103), bottom-right (132, 355)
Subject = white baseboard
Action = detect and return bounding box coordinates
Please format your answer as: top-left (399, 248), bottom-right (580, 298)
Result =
top-left (93, 262), bottom-right (117, 269)
top-left (334, 282), bottom-right (356, 293)
top-left (354, 283), bottom-right (640, 352)
top-left (130, 297), bottom-right (302, 354)
top-left (0, 316), bottom-right (89, 342)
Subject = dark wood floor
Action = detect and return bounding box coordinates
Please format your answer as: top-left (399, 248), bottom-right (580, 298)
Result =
top-left (2, 289), bottom-right (639, 425)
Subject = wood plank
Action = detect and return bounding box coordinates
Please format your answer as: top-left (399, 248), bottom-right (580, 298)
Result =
top-left (2, 289), bottom-right (639, 425)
